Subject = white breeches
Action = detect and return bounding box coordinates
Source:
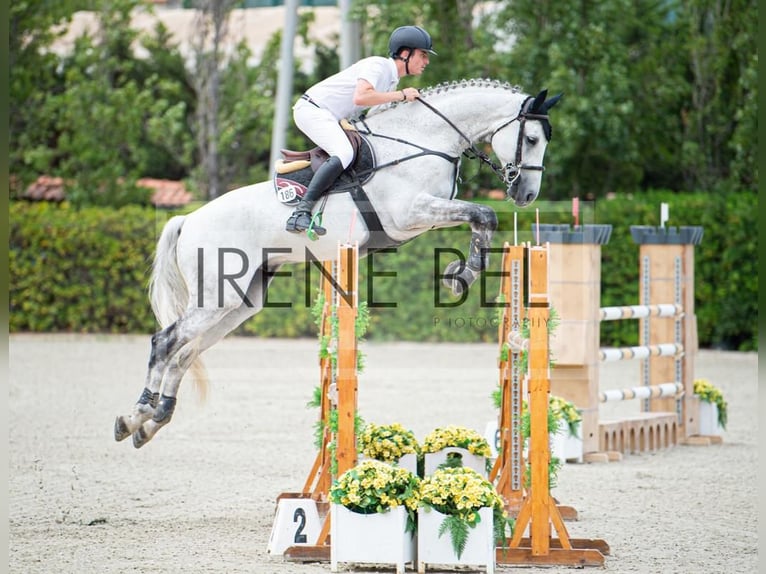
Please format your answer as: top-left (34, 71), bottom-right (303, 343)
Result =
top-left (293, 100), bottom-right (355, 169)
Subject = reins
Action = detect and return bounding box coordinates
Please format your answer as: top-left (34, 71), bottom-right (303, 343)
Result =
top-left (329, 91), bottom-right (550, 195)
top-left (415, 96), bottom-right (510, 184)
top-left (417, 95), bottom-right (550, 189)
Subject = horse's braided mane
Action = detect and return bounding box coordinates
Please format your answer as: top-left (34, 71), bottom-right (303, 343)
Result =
top-left (363, 78), bottom-right (523, 118)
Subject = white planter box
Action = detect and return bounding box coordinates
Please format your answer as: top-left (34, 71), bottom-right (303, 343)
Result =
top-left (396, 452), bottom-right (419, 476)
top-left (550, 419), bottom-right (583, 464)
top-left (417, 506), bottom-right (495, 574)
top-left (424, 447), bottom-right (488, 477)
top-left (698, 401), bottom-right (723, 436)
top-left (331, 504), bottom-right (415, 574)
top-left (484, 420), bottom-right (500, 459)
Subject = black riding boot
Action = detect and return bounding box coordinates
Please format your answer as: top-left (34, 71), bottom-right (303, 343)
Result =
top-left (286, 156), bottom-right (345, 235)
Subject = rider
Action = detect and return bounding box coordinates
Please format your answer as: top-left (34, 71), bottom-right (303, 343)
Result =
top-left (285, 25), bottom-right (436, 235)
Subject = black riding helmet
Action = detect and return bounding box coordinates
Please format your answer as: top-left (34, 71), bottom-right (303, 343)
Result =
top-left (388, 25), bottom-right (437, 58)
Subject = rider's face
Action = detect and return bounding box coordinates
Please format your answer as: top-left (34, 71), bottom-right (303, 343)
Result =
top-left (407, 49), bottom-right (430, 75)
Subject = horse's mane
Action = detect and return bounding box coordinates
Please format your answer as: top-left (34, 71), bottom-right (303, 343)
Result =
top-left (363, 78), bottom-right (524, 118)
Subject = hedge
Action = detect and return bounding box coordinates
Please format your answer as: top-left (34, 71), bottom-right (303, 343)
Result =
top-left (9, 191), bottom-right (757, 350)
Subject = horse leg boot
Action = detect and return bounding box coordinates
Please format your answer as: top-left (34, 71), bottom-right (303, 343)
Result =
top-left (285, 156), bottom-right (344, 235)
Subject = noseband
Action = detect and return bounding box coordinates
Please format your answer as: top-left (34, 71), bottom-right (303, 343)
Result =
top-left (417, 95), bottom-right (549, 191)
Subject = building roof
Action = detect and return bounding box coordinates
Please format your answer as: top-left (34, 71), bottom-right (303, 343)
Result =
top-left (22, 175), bottom-right (193, 208)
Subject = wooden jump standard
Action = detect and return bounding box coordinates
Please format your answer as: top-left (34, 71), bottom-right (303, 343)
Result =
top-left (493, 243), bottom-right (609, 567)
top-left (281, 242), bottom-right (359, 563)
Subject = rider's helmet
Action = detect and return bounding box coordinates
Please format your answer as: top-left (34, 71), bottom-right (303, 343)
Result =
top-left (388, 26), bottom-right (437, 57)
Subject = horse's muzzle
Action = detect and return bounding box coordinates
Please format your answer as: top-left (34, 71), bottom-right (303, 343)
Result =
top-left (506, 181), bottom-right (538, 207)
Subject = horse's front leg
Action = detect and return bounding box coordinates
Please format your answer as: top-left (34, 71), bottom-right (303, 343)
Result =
top-left (402, 195), bottom-right (498, 297)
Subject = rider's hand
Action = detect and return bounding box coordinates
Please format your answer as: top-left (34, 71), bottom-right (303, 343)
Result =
top-left (401, 87), bottom-right (420, 102)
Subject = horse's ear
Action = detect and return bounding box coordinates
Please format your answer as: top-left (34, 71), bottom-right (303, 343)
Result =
top-left (542, 92), bottom-right (563, 113)
top-left (531, 89), bottom-right (548, 112)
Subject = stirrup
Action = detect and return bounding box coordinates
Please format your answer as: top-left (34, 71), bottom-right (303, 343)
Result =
top-left (286, 210), bottom-right (327, 237)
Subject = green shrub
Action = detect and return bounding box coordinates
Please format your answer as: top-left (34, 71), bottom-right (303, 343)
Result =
top-left (10, 201), bottom-right (158, 332)
top-left (8, 190), bottom-right (757, 350)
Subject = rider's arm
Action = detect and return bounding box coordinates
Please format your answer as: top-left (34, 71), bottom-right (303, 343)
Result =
top-left (353, 79), bottom-right (415, 106)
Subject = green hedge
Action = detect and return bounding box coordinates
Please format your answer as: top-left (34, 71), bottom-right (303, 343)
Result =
top-left (9, 191), bottom-right (758, 350)
top-left (10, 202), bottom-right (159, 332)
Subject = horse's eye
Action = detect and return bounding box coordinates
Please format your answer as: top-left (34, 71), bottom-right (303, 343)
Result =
top-left (526, 135), bottom-right (538, 146)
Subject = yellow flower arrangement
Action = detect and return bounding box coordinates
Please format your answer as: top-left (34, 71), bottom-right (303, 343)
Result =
top-left (421, 425), bottom-right (492, 458)
top-left (419, 467), bottom-right (512, 558)
top-left (329, 460), bottom-right (421, 531)
top-left (693, 378), bottom-right (728, 429)
top-left (359, 422), bottom-right (421, 464)
top-left (548, 395), bottom-right (582, 437)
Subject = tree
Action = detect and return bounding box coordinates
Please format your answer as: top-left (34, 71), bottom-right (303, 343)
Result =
top-left (679, 0), bottom-right (757, 191)
top-left (9, 0), bottom-right (80, 191)
top-left (21, 0), bottom-right (196, 206)
top-left (188, 0), bottom-right (239, 199)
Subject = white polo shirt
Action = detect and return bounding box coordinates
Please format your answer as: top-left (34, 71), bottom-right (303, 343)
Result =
top-left (303, 56), bottom-right (400, 120)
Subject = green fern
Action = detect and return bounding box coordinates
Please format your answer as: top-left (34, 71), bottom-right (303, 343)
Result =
top-left (438, 514), bottom-right (471, 559)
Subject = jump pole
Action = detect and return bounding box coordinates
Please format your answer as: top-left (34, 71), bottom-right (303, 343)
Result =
top-left (279, 242), bottom-right (359, 562)
top-left (497, 243), bottom-right (608, 567)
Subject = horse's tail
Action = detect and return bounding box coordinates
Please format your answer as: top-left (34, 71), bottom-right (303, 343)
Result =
top-left (149, 215), bottom-right (209, 402)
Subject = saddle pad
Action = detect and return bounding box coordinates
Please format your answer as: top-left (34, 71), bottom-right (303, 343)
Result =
top-left (273, 134), bottom-right (376, 206)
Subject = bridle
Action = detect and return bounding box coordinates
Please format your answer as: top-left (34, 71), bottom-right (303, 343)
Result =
top-left (416, 95), bottom-right (549, 192)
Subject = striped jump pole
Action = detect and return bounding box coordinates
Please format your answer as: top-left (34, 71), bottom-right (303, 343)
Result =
top-left (599, 343), bottom-right (683, 362)
top-left (599, 382), bottom-right (683, 403)
top-left (599, 304), bottom-right (682, 321)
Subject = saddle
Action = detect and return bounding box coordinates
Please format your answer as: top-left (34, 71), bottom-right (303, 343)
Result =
top-left (273, 119), bottom-right (375, 205)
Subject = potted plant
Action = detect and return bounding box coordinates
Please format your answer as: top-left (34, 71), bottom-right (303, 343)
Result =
top-left (548, 395), bottom-right (583, 463)
top-left (519, 399), bottom-right (564, 489)
top-left (359, 422), bottom-right (420, 476)
top-left (421, 425), bottom-right (493, 476)
top-left (417, 466), bottom-right (511, 573)
top-left (693, 378), bottom-right (727, 435)
top-left (329, 459), bottom-right (420, 573)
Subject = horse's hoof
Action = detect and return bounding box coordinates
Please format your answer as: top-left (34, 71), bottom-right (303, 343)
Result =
top-left (132, 428), bottom-right (150, 449)
top-left (114, 416), bottom-right (131, 442)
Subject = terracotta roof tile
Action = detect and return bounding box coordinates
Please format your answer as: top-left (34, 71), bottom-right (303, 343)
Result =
top-left (21, 175), bottom-right (192, 207)
top-left (23, 175), bottom-right (66, 202)
top-left (137, 178), bottom-right (193, 207)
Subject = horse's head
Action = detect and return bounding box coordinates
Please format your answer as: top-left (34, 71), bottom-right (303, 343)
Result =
top-left (490, 89), bottom-right (562, 207)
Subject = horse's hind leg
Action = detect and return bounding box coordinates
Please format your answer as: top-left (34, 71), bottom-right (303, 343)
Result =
top-left (114, 322), bottom-right (186, 441)
top-left (119, 264), bottom-right (272, 447)
top-left (130, 339), bottom-right (198, 448)
top-left (131, 300), bottom-right (264, 447)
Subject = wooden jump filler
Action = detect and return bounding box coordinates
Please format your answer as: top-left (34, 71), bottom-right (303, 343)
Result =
top-left (535, 224), bottom-right (707, 460)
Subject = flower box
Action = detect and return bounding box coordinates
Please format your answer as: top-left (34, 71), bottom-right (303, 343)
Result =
top-left (417, 506), bottom-right (495, 574)
top-left (424, 447), bottom-right (487, 477)
top-left (484, 420), bottom-right (500, 460)
top-left (331, 504), bottom-right (415, 574)
top-left (396, 452), bottom-right (418, 476)
top-left (698, 401), bottom-right (723, 436)
top-left (550, 419), bottom-right (583, 463)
